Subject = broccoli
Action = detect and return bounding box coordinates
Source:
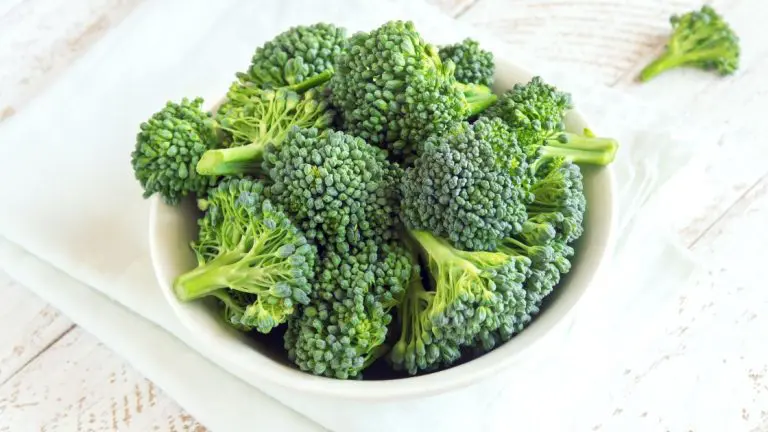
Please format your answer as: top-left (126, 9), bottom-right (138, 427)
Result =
top-left (285, 241), bottom-right (412, 379)
top-left (482, 76), bottom-right (618, 168)
top-left (130, 97), bottom-right (220, 205)
top-left (329, 20), bottom-right (497, 162)
top-left (172, 178), bottom-right (317, 334)
top-left (438, 38), bottom-right (495, 87)
top-left (400, 118), bottom-right (528, 252)
top-left (639, 5), bottom-right (740, 82)
top-left (388, 230), bottom-right (531, 375)
top-left (195, 85), bottom-right (335, 176)
top-left (263, 127), bottom-right (402, 253)
top-left (235, 23), bottom-right (348, 90)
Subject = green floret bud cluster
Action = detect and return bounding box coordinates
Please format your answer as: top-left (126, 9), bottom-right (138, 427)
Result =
top-left (130, 97), bottom-right (220, 205)
top-left (236, 23), bottom-right (348, 90)
top-left (263, 127), bottom-right (401, 253)
top-left (329, 20), bottom-right (497, 162)
top-left (400, 118), bottom-right (528, 251)
top-left (438, 38), bottom-right (495, 87)
top-left (195, 86), bottom-right (336, 177)
top-left (286, 241), bottom-right (412, 379)
top-left (173, 178), bottom-right (317, 334)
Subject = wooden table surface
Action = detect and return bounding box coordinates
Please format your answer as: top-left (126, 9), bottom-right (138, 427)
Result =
top-left (1, 0), bottom-right (767, 430)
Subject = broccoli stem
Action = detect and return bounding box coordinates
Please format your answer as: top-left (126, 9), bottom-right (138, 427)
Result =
top-left (639, 48), bottom-right (728, 82)
top-left (196, 143), bottom-right (265, 176)
top-left (456, 82), bottom-right (498, 117)
top-left (173, 252), bottom-right (242, 301)
top-left (534, 130), bottom-right (618, 168)
top-left (286, 69), bottom-right (334, 92)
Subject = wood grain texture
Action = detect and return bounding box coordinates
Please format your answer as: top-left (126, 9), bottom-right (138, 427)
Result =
top-left (0, 326), bottom-right (207, 432)
top-left (0, 0), bottom-right (145, 124)
top-left (0, 272), bottom-right (73, 385)
top-left (425, 0), bottom-right (478, 17)
top-left (458, 0), bottom-right (727, 86)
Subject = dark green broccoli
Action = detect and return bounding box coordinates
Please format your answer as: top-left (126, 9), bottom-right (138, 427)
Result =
top-left (639, 5), bottom-right (740, 82)
top-left (481, 76), bottom-right (618, 168)
top-left (263, 127), bottom-right (402, 253)
top-left (438, 38), bottom-right (495, 87)
top-left (388, 230), bottom-right (531, 375)
top-left (329, 20), bottom-right (497, 162)
top-left (285, 241), bottom-right (412, 379)
top-left (130, 97), bottom-right (220, 205)
top-left (195, 85), bottom-right (335, 176)
top-left (236, 23), bottom-right (348, 90)
top-left (173, 178), bottom-right (317, 334)
top-left (400, 118), bottom-right (528, 252)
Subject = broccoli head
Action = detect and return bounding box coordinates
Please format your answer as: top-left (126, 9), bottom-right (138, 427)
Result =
top-left (438, 38), bottom-right (495, 87)
top-left (285, 241), bottom-right (412, 379)
top-left (236, 23), bottom-right (348, 91)
top-left (482, 76), bottom-right (618, 168)
top-left (195, 85), bottom-right (335, 176)
top-left (400, 118), bottom-right (528, 251)
top-left (388, 230), bottom-right (531, 375)
top-left (263, 127), bottom-right (402, 253)
top-left (329, 20), bottom-right (497, 162)
top-left (130, 97), bottom-right (220, 205)
top-left (639, 5), bottom-right (740, 82)
top-left (172, 178), bottom-right (316, 334)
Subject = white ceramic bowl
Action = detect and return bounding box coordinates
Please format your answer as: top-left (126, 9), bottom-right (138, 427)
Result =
top-left (149, 57), bottom-right (617, 400)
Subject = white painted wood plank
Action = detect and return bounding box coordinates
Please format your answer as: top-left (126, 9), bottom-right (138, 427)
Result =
top-left (0, 271), bottom-right (73, 385)
top-left (458, 0), bottom-right (731, 86)
top-left (0, 327), bottom-right (208, 431)
top-left (0, 0), bottom-right (145, 123)
top-left (425, 0), bottom-right (478, 17)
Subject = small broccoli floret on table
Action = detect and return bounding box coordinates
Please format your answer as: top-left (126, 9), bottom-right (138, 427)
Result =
top-left (172, 178), bottom-right (316, 334)
top-left (236, 23), bottom-right (348, 90)
top-left (130, 97), bottom-right (220, 205)
top-left (388, 230), bottom-right (531, 375)
top-left (195, 86), bottom-right (335, 176)
top-left (482, 76), bottom-right (618, 168)
top-left (438, 38), bottom-right (495, 87)
top-left (263, 127), bottom-right (402, 253)
top-left (639, 5), bottom-right (740, 82)
top-left (329, 20), bottom-right (497, 162)
top-left (400, 118), bottom-right (528, 252)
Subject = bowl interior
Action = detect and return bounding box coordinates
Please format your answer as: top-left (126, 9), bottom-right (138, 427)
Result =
top-left (149, 57), bottom-right (617, 400)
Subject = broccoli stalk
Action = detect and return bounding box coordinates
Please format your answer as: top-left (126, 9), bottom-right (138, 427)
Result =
top-left (388, 229), bottom-right (530, 375)
top-left (532, 127), bottom-right (618, 170)
top-left (195, 85), bottom-right (335, 176)
top-left (173, 178), bottom-right (316, 334)
top-left (456, 82), bottom-right (498, 117)
top-left (639, 5), bottom-right (740, 82)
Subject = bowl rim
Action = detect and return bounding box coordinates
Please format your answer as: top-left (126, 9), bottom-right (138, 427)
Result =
top-left (148, 57), bottom-right (619, 400)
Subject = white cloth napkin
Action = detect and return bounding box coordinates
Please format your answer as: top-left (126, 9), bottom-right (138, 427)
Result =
top-left (0, 0), bottom-right (716, 430)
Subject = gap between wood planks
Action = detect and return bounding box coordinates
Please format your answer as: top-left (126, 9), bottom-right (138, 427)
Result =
top-left (0, 324), bottom-right (75, 388)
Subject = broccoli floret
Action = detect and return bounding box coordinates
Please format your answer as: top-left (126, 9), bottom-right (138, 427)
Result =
top-left (235, 23), bottom-right (348, 90)
top-left (482, 76), bottom-right (618, 168)
top-left (438, 38), bottom-right (495, 87)
top-left (285, 241), bottom-right (412, 379)
top-left (639, 5), bottom-right (740, 82)
top-left (130, 97), bottom-right (220, 205)
top-left (388, 230), bottom-right (531, 375)
top-left (195, 86), bottom-right (335, 176)
top-left (172, 178), bottom-right (316, 334)
top-left (263, 127), bottom-right (402, 253)
top-left (329, 20), bottom-right (497, 162)
top-left (400, 118), bottom-right (528, 251)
